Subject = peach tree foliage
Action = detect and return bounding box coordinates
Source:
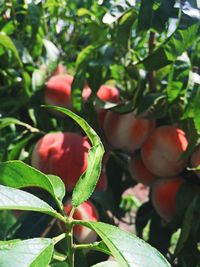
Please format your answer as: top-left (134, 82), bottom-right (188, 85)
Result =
top-left (0, 0), bottom-right (199, 266)
top-left (0, 107), bottom-right (170, 267)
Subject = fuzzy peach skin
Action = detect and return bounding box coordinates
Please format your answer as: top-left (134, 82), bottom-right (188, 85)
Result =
top-left (190, 147), bottom-right (200, 178)
top-left (97, 85), bottom-right (119, 103)
top-left (103, 111), bottom-right (155, 153)
top-left (64, 200), bottom-right (98, 243)
top-left (45, 74), bottom-right (90, 110)
top-left (141, 126), bottom-right (188, 177)
top-left (53, 64), bottom-right (67, 76)
top-left (129, 153), bottom-right (156, 186)
top-left (45, 74), bottom-right (74, 109)
top-left (151, 176), bottom-right (185, 222)
top-left (31, 132), bottom-right (107, 192)
top-left (96, 85), bottom-right (120, 127)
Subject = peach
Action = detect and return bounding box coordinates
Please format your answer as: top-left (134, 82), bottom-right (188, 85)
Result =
top-left (129, 153), bottom-right (156, 185)
top-left (54, 64), bottom-right (67, 76)
top-left (141, 126), bottom-right (188, 177)
top-left (190, 147), bottom-right (200, 178)
top-left (97, 85), bottom-right (119, 103)
top-left (103, 111), bottom-right (155, 153)
top-left (96, 85), bottom-right (120, 127)
top-left (31, 132), bottom-right (107, 192)
top-left (44, 74), bottom-right (91, 110)
top-left (64, 200), bottom-right (98, 243)
top-left (45, 74), bottom-right (74, 109)
top-left (151, 176), bottom-right (185, 222)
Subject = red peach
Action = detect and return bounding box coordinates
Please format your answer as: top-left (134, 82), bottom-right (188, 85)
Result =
top-left (45, 74), bottom-right (91, 110)
top-left (64, 200), bottom-right (98, 243)
top-left (141, 126), bottom-right (188, 177)
top-left (45, 74), bottom-right (74, 109)
top-left (129, 153), bottom-right (156, 185)
top-left (31, 132), bottom-right (107, 192)
top-left (54, 64), bottom-right (67, 76)
top-left (96, 85), bottom-right (120, 127)
top-left (151, 176), bottom-right (184, 222)
top-left (97, 85), bottom-right (119, 103)
top-left (103, 111), bottom-right (155, 153)
top-left (190, 147), bottom-right (200, 178)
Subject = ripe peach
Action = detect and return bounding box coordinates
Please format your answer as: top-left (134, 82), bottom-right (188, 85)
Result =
top-left (64, 200), bottom-right (98, 243)
top-left (151, 176), bottom-right (184, 222)
top-left (103, 111), bottom-right (155, 153)
top-left (97, 85), bottom-right (119, 103)
top-left (54, 64), bottom-right (67, 76)
top-left (31, 132), bottom-right (107, 192)
top-left (128, 153), bottom-right (156, 185)
top-left (44, 74), bottom-right (91, 110)
top-left (190, 147), bottom-right (200, 178)
top-left (141, 126), bottom-right (188, 177)
top-left (45, 74), bottom-right (74, 109)
top-left (96, 85), bottom-right (120, 127)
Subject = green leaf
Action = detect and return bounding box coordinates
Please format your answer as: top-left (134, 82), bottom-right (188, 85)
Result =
top-left (0, 211), bottom-right (16, 239)
top-left (137, 93), bottom-right (167, 119)
top-left (0, 185), bottom-right (63, 220)
top-left (8, 134), bottom-right (34, 161)
top-left (71, 70), bottom-right (85, 111)
top-left (138, 0), bottom-right (177, 32)
top-left (27, 3), bottom-right (41, 39)
top-left (0, 161), bottom-right (65, 206)
top-left (141, 3), bottom-right (200, 70)
top-left (0, 33), bottom-right (22, 67)
top-left (12, 40), bottom-right (33, 64)
top-left (115, 9), bottom-right (137, 48)
top-left (166, 53), bottom-right (191, 103)
top-left (43, 39), bottom-right (59, 69)
top-left (174, 196), bottom-right (198, 256)
top-left (76, 44), bottom-right (98, 69)
top-left (91, 240), bottom-right (111, 256)
top-left (91, 261), bottom-right (120, 267)
top-left (77, 8), bottom-right (94, 18)
top-left (182, 82), bottom-right (200, 133)
top-left (137, 0), bottom-right (153, 32)
top-left (0, 238), bottom-right (53, 267)
top-left (47, 175), bottom-right (65, 205)
top-left (43, 106), bottom-right (105, 207)
top-left (32, 69), bottom-right (47, 92)
top-left (0, 117), bottom-right (39, 133)
top-left (102, 0), bottom-right (135, 24)
top-left (152, 0), bottom-right (177, 32)
top-left (77, 221), bottom-right (171, 267)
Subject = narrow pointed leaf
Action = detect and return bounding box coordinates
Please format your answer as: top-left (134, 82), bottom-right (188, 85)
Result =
top-left (43, 106), bottom-right (105, 207)
top-left (0, 33), bottom-right (22, 67)
top-left (140, 3), bottom-right (200, 70)
top-left (0, 238), bottom-right (53, 267)
top-left (0, 161), bottom-right (65, 205)
top-left (166, 53), bottom-right (191, 103)
top-left (0, 117), bottom-right (39, 132)
top-left (0, 185), bottom-right (64, 221)
top-left (77, 221), bottom-right (171, 267)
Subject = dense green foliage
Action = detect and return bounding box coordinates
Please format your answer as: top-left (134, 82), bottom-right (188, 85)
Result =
top-left (0, 0), bottom-right (200, 266)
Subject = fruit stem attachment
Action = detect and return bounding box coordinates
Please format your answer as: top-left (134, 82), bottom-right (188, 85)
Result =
top-left (148, 31), bottom-right (156, 92)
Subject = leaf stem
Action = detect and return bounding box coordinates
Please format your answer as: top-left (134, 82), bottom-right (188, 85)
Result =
top-left (68, 206), bottom-right (76, 220)
top-left (66, 222), bottom-right (75, 267)
top-left (52, 233), bottom-right (66, 245)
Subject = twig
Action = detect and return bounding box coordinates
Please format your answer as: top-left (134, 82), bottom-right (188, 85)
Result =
top-left (148, 31), bottom-right (156, 91)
